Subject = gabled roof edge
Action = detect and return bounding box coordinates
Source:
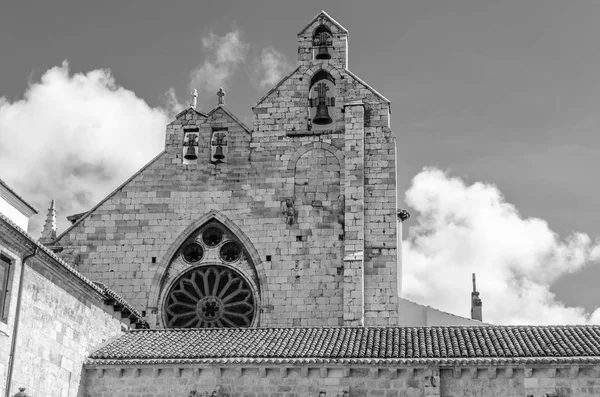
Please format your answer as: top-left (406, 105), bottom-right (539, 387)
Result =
top-left (54, 150), bottom-right (167, 242)
top-left (253, 66), bottom-right (301, 109)
top-left (174, 107), bottom-right (208, 120)
top-left (207, 105), bottom-right (252, 134)
top-left (344, 68), bottom-right (391, 106)
top-left (297, 10), bottom-right (348, 36)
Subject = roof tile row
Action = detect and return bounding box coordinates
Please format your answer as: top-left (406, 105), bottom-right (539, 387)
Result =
top-left (89, 326), bottom-right (600, 364)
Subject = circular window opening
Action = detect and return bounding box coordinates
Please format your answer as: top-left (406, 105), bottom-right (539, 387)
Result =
top-left (164, 265), bottom-right (255, 328)
top-left (202, 227), bottom-right (223, 247)
top-left (182, 243), bottom-right (204, 263)
top-left (220, 241), bottom-right (242, 262)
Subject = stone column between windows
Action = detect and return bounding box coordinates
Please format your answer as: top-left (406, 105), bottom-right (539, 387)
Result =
top-left (343, 100), bottom-right (365, 326)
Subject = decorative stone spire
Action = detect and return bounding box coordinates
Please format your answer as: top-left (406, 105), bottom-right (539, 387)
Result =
top-left (190, 89), bottom-right (198, 109)
top-left (470, 273), bottom-right (483, 321)
top-left (39, 199), bottom-right (57, 244)
top-left (217, 87), bottom-right (226, 105)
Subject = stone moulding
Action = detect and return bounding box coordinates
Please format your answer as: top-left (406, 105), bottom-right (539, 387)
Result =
top-left (286, 129), bottom-right (344, 137)
top-left (86, 364), bottom-right (599, 381)
top-left (286, 141), bottom-right (344, 172)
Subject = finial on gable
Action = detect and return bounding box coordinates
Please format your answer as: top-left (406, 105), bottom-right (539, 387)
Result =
top-left (217, 87), bottom-right (226, 106)
top-left (191, 89), bottom-right (198, 109)
top-left (39, 199), bottom-right (57, 244)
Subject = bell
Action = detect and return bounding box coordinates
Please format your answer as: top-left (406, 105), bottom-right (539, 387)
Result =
top-left (313, 104), bottom-right (332, 125)
top-left (184, 145), bottom-right (197, 160)
top-left (315, 45), bottom-right (331, 60)
top-left (213, 146), bottom-right (225, 160)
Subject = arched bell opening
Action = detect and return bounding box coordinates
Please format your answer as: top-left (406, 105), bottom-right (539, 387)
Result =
top-left (210, 128), bottom-right (228, 164)
top-left (312, 25), bottom-right (333, 60)
top-left (158, 220), bottom-right (260, 328)
top-left (182, 127), bottom-right (199, 164)
top-left (308, 70), bottom-right (336, 130)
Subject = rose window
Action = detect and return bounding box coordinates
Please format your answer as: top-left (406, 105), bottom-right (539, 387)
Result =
top-left (165, 265), bottom-right (255, 328)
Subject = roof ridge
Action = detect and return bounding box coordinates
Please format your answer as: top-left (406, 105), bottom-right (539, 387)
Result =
top-left (124, 324), bottom-right (600, 333)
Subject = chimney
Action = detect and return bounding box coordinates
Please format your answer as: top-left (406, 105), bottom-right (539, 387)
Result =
top-left (470, 273), bottom-right (482, 321)
top-left (39, 199), bottom-right (57, 245)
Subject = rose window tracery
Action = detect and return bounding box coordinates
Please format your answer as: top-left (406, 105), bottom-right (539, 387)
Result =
top-left (182, 243), bottom-right (204, 263)
top-left (220, 241), bottom-right (242, 263)
top-left (165, 265), bottom-right (254, 328)
top-left (163, 223), bottom-right (257, 329)
top-left (202, 227), bottom-right (223, 247)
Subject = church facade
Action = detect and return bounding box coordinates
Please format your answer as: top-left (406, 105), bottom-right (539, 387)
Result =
top-left (2, 11), bottom-right (600, 397)
top-left (53, 11), bottom-right (412, 330)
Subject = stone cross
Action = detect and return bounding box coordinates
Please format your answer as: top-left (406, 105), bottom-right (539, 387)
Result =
top-left (217, 87), bottom-right (226, 105)
top-left (191, 89), bottom-right (198, 109)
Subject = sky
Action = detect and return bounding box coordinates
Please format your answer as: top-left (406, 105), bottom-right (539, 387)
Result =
top-left (1, 0), bottom-right (600, 324)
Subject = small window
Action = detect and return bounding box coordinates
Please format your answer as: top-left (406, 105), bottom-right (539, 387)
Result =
top-left (0, 254), bottom-right (12, 322)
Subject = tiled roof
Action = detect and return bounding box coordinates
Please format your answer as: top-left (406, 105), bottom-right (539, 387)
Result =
top-left (94, 283), bottom-right (149, 329)
top-left (87, 326), bottom-right (600, 366)
top-left (0, 212), bottom-right (146, 327)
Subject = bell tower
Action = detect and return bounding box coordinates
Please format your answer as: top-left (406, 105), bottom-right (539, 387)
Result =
top-left (297, 11), bottom-right (348, 69)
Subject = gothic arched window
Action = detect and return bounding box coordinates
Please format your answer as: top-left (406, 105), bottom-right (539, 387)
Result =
top-left (163, 222), bottom-right (257, 328)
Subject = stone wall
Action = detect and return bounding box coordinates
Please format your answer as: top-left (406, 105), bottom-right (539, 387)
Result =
top-left (7, 255), bottom-right (124, 397)
top-left (83, 364), bottom-right (600, 397)
top-left (0, 246), bottom-right (23, 396)
top-left (54, 14), bottom-right (399, 327)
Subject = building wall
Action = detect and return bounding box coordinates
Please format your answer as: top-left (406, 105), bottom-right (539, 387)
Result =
top-left (0, 197), bottom-right (28, 230)
top-left (396, 298), bottom-right (482, 326)
top-left (54, 18), bottom-right (399, 327)
top-left (0, 244), bottom-right (24, 395)
top-left (82, 364), bottom-right (600, 397)
top-left (6, 255), bottom-right (124, 397)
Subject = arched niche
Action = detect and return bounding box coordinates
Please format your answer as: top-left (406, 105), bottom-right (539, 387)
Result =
top-left (312, 25), bottom-right (333, 60)
top-left (308, 69), bottom-right (337, 131)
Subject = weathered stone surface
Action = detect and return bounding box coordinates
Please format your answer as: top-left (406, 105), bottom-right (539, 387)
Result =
top-left (83, 364), bottom-right (600, 397)
top-left (54, 11), bottom-right (398, 328)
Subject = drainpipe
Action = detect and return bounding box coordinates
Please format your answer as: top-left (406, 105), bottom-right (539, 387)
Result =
top-left (5, 247), bottom-right (37, 397)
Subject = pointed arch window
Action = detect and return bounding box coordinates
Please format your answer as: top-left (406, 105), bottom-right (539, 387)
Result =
top-left (163, 222), bottom-right (257, 328)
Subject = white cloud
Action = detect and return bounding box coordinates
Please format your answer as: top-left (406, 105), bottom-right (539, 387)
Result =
top-left (0, 61), bottom-right (168, 235)
top-left (190, 30), bottom-right (248, 96)
top-left (160, 87), bottom-right (185, 119)
top-left (256, 47), bottom-right (293, 88)
top-left (402, 168), bottom-right (600, 325)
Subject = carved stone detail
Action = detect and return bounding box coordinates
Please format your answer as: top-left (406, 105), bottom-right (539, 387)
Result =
top-left (281, 198), bottom-right (295, 225)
